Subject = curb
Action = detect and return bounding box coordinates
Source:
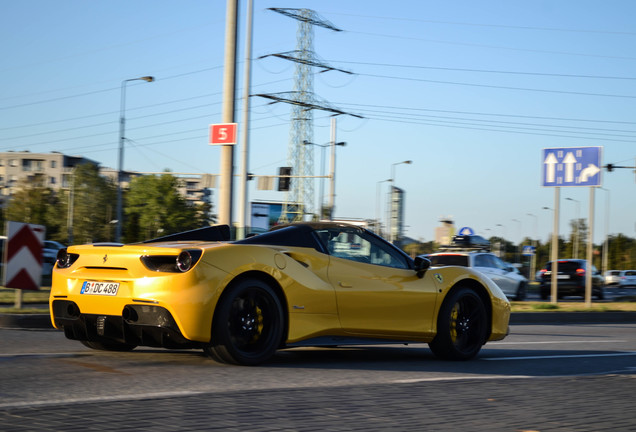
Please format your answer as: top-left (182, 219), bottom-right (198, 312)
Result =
top-left (509, 311), bottom-right (636, 324)
top-left (2, 311), bottom-right (636, 330)
top-left (0, 313), bottom-right (53, 329)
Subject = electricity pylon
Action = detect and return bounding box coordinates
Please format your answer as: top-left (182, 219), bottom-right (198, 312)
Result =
top-left (259, 8), bottom-right (353, 223)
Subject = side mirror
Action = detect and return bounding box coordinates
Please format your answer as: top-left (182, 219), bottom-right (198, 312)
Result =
top-left (414, 256), bottom-right (431, 279)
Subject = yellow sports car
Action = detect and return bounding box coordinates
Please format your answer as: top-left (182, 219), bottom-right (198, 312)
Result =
top-left (50, 222), bottom-right (510, 365)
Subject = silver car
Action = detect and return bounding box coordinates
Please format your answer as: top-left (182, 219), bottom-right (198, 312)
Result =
top-left (619, 270), bottom-right (636, 288)
top-left (428, 251), bottom-right (528, 300)
top-left (604, 270), bottom-right (622, 286)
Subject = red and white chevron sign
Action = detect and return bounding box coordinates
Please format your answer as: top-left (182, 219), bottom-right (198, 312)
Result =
top-left (3, 222), bottom-right (45, 291)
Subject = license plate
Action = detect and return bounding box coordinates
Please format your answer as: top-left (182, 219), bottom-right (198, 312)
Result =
top-left (557, 275), bottom-right (570, 279)
top-left (81, 281), bottom-right (120, 296)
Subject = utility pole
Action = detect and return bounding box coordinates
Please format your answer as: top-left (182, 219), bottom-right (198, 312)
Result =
top-left (218, 0), bottom-right (238, 229)
top-left (237, 0), bottom-right (254, 240)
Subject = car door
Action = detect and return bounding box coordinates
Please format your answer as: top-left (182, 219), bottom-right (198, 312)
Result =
top-left (490, 255), bottom-right (518, 294)
top-left (322, 227), bottom-right (438, 337)
top-left (474, 254), bottom-right (514, 296)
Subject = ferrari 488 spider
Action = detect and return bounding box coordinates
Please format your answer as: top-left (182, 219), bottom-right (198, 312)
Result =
top-left (50, 222), bottom-right (510, 365)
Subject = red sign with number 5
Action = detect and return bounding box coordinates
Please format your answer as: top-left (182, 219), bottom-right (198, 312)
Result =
top-left (209, 123), bottom-right (238, 145)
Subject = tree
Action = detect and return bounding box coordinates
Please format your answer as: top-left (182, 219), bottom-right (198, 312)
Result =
top-left (64, 164), bottom-right (118, 244)
top-left (4, 175), bottom-right (63, 239)
top-left (124, 173), bottom-right (211, 243)
top-left (402, 240), bottom-right (436, 258)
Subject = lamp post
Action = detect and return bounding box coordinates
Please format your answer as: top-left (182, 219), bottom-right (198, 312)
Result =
top-left (565, 197), bottom-right (580, 258)
top-left (496, 223), bottom-right (506, 258)
top-left (388, 160), bottom-right (412, 242)
top-left (512, 218), bottom-right (521, 262)
top-left (527, 213), bottom-right (538, 279)
top-left (304, 139), bottom-right (345, 219)
top-left (116, 76), bottom-right (154, 242)
top-left (376, 178), bottom-right (392, 235)
top-left (600, 187), bottom-right (610, 274)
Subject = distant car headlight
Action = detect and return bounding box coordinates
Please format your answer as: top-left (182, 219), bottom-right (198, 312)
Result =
top-left (56, 249), bottom-right (79, 269)
top-left (141, 249), bottom-right (202, 273)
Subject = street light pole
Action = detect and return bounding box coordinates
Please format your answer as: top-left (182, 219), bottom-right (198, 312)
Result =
top-left (306, 135), bottom-right (345, 220)
top-left (600, 187), bottom-right (610, 274)
top-left (527, 213), bottom-right (538, 279)
top-left (565, 197), bottom-right (580, 258)
top-left (116, 75), bottom-right (154, 243)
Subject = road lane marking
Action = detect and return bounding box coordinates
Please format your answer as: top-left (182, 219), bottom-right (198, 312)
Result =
top-left (483, 352), bottom-right (636, 361)
top-left (489, 340), bottom-right (627, 345)
top-left (0, 391), bottom-right (207, 409)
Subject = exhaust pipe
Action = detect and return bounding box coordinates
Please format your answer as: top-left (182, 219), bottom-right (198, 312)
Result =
top-left (122, 305), bottom-right (139, 323)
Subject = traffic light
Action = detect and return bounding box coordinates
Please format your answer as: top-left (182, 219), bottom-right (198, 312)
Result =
top-left (278, 167), bottom-right (291, 191)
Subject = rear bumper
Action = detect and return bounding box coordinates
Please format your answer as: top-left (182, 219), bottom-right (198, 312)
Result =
top-left (52, 300), bottom-right (201, 349)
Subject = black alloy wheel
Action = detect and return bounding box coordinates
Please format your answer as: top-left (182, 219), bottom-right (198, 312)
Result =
top-left (205, 279), bottom-right (284, 365)
top-left (429, 287), bottom-right (488, 360)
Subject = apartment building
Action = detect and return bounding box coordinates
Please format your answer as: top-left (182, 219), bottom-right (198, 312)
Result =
top-left (0, 151), bottom-right (214, 209)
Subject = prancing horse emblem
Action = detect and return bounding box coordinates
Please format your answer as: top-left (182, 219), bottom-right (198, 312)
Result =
top-left (103, 254), bottom-right (108, 264)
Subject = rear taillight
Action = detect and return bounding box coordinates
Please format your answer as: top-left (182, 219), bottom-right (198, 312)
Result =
top-left (140, 249), bottom-right (202, 273)
top-left (576, 268), bottom-right (585, 276)
top-left (56, 248), bottom-right (79, 269)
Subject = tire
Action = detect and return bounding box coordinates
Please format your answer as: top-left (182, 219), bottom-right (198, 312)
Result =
top-left (515, 282), bottom-right (527, 301)
top-left (204, 279), bottom-right (284, 366)
top-left (80, 340), bottom-right (137, 352)
top-left (595, 287), bottom-right (605, 300)
top-left (540, 288), bottom-right (549, 300)
top-left (429, 287), bottom-right (488, 361)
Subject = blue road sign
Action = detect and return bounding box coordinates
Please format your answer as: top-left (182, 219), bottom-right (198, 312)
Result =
top-left (542, 147), bottom-right (602, 187)
top-left (522, 245), bottom-right (536, 256)
top-left (458, 226), bottom-right (474, 235)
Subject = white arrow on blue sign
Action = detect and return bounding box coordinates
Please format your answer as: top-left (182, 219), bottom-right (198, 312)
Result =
top-left (458, 227), bottom-right (474, 236)
top-left (542, 147), bottom-right (602, 187)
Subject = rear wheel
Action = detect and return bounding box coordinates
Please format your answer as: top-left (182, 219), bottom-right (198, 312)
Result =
top-left (80, 340), bottom-right (136, 351)
top-left (429, 287), bottom-right (487, 360)
top-left (595, 287), bottom-right (605, 300)
top-left (204, 279), bottom-right (284, 366)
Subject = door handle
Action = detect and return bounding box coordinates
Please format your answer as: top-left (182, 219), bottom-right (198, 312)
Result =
top-left (339, 281), bottom-right (353, 288)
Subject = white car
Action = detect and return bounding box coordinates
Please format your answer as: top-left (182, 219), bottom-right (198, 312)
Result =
top-left (428, 251), bottom-right (528, 300)
top-left (604, 270), bottom-right (622, 287)
top-left (619, 270), bottom-right (636, 288)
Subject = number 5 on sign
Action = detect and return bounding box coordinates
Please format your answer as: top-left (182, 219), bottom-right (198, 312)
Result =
top-left (209, 123), bottom-right (238, 145)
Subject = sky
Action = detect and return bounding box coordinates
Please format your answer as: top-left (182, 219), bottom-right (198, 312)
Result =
top-left (1, 0), bottom-right (635, 245)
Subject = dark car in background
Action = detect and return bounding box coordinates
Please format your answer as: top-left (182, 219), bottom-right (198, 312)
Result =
top-left (538, 259), bottom-right (604, 300)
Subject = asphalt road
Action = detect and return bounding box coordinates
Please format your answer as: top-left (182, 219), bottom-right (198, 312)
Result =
top-left (1, 323), bottom-right (635, 431)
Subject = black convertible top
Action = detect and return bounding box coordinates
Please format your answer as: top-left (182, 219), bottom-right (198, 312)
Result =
top-left (234, 222), bottom-right (364, 253)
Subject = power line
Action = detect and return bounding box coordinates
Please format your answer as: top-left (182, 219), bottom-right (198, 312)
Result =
top-left (327, 12), bottom-right (636, 36)
top-left (358, 72), bottom-right (636, 99)
top-left (330, 60), bottom-right (636, 81)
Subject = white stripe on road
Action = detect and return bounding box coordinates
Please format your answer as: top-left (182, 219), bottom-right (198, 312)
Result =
top-left (483, 351), bottom-right (636, 361)
top-left (0, 390), bottom-right (207, 409)
top-left (489, 339), bottom-right (626, 345)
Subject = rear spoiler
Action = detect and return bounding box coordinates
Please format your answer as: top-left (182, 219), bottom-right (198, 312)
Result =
top-left (142, 225), bottom-right (231, 243)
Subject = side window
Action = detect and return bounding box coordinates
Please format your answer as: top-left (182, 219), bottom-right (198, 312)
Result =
top-left (491, 255), bottom-right (508, 270)
top-left (320, 228), bottom-right (409, 269)
top-left (474, 254), bottom-right (490, 267)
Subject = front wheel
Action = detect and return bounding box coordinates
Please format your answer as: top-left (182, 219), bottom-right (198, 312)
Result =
top-left (429, 287), bottom-right (487, 360)
top-left (204, 279), bottom-right (284, 366)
